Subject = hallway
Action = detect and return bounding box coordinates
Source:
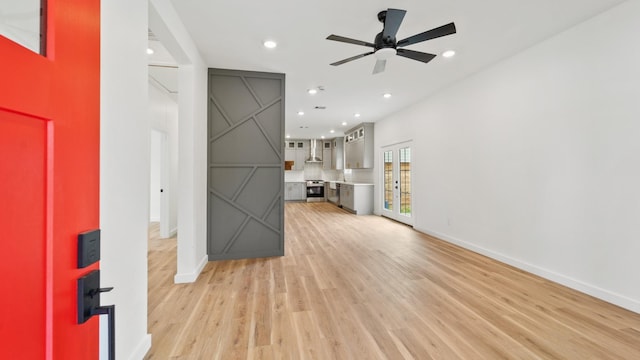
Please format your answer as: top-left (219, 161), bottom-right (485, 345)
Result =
top-left (145, 202), bottom-right (640, 359)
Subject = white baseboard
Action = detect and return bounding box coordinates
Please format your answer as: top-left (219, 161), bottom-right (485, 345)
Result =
top-left (416, 226), bottom-right (640, 314)
top-left (169, 227), bottom-right (177, 237)
top-left (173, 254), bottom-right (208, 283)
top-left (127, 334), bottom-right (152, 360)
top-left (149, 217), bottom-right (160, 222)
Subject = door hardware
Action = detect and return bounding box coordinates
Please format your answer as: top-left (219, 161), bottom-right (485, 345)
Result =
top-left (77, 270), bottom-right (115, 360)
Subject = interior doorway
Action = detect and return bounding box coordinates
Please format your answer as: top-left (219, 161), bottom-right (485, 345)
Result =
top-left (381, 141), bottom-right (413, 226)
top-left (150, 129), bottom-right (170, 238)
top-left (147, 24), bottom-right (179, 241)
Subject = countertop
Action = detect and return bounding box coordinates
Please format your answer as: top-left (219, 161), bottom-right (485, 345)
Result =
top-left (332, 181), bottom-right (373, 186)
top-left (285, 180), bottom-right (373, 186)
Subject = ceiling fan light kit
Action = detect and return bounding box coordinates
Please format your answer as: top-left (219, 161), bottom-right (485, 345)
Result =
top-left (327, 8), bottom-right (456, 74)
top-left (375, 48), bottom-right (397, 60)
top-left (263, 40), bottom-right (277, 49)
top-left (443, 50), bottom-right (456, 58)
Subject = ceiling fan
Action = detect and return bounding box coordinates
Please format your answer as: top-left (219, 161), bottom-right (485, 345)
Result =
top-left (327, 9), bottom-right (456, 74)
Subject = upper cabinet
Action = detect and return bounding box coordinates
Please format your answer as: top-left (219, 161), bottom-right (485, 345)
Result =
top-left (332, 137), bottom-right (344, 170)
top-left (284, 140), bottom-right (309, 170)
top-left (344, 123), bottom-right (374, 169)
top-left (285, 140), bottom-right (307, 150)
top-left (322, 140), bottom-right (332, 170)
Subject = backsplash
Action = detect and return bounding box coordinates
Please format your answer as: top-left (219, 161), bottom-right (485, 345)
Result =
top-left (344, 169), bottom-right (374, 183)
top-left (285, 167), bottom-right (371, 182)
top-left (284, 170), bottom-right (304, 182)
top-left (322, 170), bottom-right (344, 181)
top-left (284, 165), bottom-right (346, 182)
top-left (303, 163), bottom-right (323, 180)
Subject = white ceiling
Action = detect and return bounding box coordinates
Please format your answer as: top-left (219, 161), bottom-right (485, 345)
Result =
top-left (166, 0), bottom-right (624, 139)
top-left (148, 36), bottom-right (179, 101)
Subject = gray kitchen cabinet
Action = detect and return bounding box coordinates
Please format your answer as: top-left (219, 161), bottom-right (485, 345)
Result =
top-left (284, 148), bottom-right (295, 163)
top-left (294, 150), bottom-right (306, 170)
top-left (345, 139), bottom-right (364, 168)
top-left (284, 183), bottom-right (294, 200)
top-left (284, 140), bottom-right (308, 170)
top-left (322, 140), bottom-right (332, 170)
top-left (340, 183), bottom-right (354, 211)
top-left (339, 182), bottom-right (373, 215)
top-left (284, 182), bottom-right (306, 201)
top-left (332, 137), bottom-right (344, 170)
top-left (344, 123), bottom-right (374, 169)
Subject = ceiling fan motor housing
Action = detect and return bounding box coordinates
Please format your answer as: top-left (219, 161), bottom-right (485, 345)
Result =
top-left (375, 32), bottom-right (396, 50)
top-left (376, 11), bottom-right (397, 49)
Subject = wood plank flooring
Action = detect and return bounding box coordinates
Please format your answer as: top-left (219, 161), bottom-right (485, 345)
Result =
top-left (145, 202), bottom-right (640, 359)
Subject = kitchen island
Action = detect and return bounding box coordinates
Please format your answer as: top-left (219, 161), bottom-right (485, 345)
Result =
top-left (330, 181), bottom-right (373, 215)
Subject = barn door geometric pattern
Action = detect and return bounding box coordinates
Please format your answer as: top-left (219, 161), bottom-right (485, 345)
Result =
top-left (207, 69), bottom-right (285, 260)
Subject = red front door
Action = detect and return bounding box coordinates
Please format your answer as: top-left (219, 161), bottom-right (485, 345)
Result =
top-left (0, 0), bottom-right (101, 358)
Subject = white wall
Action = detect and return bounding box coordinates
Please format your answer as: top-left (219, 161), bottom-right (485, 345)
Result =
top-left (150, 0), bottom-right (209, 283)
top-left (149, 83), bottom-right (179, 234)
top-left (100, 0), bottom-right (152, 359)
top-left (149, 130), bottom-right (162, 222)
top-left (375, 1), bottom-right (640, 313)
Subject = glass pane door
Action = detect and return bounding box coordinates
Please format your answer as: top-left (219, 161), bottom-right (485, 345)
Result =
top-left (381, 142), bottom-right (413, 226)
top-left (383, 150), bottom-right (393, 211)
top-left (399, 147), bottom-right (411, 217)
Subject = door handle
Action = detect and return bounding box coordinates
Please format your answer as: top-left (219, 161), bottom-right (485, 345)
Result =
top-left (78, 270), bottom-right (115, 360)
top-left (93, 305), bottom-right (115, 360)
top-left (88, 286), bottom-right (113, 298)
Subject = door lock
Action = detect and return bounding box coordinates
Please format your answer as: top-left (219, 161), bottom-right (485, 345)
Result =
top-left (77, 270), bottom-right (115, 360)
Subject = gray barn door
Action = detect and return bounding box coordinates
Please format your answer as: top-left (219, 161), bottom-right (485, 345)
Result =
top-left (207, 69), bottom-right (285, 260)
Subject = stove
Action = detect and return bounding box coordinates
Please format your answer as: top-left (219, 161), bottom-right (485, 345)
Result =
top-left (306, 180), bottom-right (325, 202)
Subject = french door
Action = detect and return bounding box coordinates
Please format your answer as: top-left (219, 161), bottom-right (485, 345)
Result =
top-left (0, 0), bottom-right (101, 358)
top-left (381, 142), bottom-right (413, 226)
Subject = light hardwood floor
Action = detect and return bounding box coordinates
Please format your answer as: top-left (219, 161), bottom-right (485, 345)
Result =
top-left (145, 202), bottom-right (640, 359)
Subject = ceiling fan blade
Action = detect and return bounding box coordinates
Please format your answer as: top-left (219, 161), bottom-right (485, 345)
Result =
top-left (397, 22), bottom-right (456, 47)
top-left (382, 8), bottom-right (406, 40)
top-left (330, 52), bottom-right (375, 66)
top-left (326, 35), bottom-right (375, 48)
top-left (373, 59), bottom-right (386, 74)
top-left (396, 49), bottom-right (437, 63)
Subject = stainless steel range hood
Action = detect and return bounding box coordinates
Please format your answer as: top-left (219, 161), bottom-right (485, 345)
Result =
top-left (305, 139), bottom-right (323, 162)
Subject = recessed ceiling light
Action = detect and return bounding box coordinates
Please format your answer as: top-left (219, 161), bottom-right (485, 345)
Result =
top-left (263, 40), bottom-right (277, 49)
top-left (321, 136), bottom-right (325, 139)
top-left (297, 111), bottom-right (304, 116)
top-left (341, 122), bottom-right (348, 126)
top-left (286, 134), bottom-right (291, 139)
top-left (383, 93), bottom-right (392, 98)
top-left (442, 50), bottom-right (456, 58)
top-left (330, 130), bottom-right (335, 134)
top-left (354, 113), bottom-right (361, 118)
top-left (146, 48), bottom-right (154, 55)
top-left (308, 89), bottom-right (318, 95)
